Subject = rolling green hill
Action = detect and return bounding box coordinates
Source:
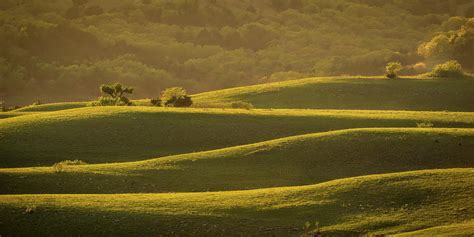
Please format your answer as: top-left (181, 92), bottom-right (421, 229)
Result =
top-left (194, 77), bottom-right (474, 111)
top-left (1, 107), bottom-right (473, 167)
top-left (13, 102), bottom-right (89, 112)
top-left (1, 128), bottom-right (473, 194)
top-left (1, 169), bottom-right (473, 236)
top-left (0, 112), bottom-right (32, 119)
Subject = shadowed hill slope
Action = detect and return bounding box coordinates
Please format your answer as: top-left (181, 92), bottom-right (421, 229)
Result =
top-left (1, 107), bottom-right (473, 167)
top-left (13, 102), bottom-right (89, 112)
top-left (1, 169), bottom-right (473, 236)
top-left (1, 128), bottom-right (473, 194)
top-left (194, 77), bottom-right (474, 111)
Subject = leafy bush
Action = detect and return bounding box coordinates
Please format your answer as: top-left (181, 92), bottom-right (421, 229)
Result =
top-left (52, 160), bottom-right (87, 173)
top-left (386, 62), bottom-right (402, 78)
top-left (431, 60), bottom-right (464, 78)
top-left (160, 87), bottom-right (193, 107)
top-left (230, 101), bottom-right (254, 110)
top-left (31, 100), bottom-right (42, 106)
top-left (93, 83), bottom-right (134, 106)
top-left (92, 96), bottom-right (132, 106)
top-left (150, 98), bottom-right (162, 106)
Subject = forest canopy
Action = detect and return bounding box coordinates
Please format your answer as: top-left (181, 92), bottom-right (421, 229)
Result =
top-left (1, 0), bottom-right (473, 105)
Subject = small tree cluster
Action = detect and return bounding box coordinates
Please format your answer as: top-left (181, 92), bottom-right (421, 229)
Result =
top-left (94, 83), bottom-right (134, 106)
top-left (52, 160), bottom-right (87, 173)
top-left (430, 60), bottom-right (464, 78)
top-left (385, 62), bottom-right (402, 78)
top-left (151, 87), bottom-right (193, 107)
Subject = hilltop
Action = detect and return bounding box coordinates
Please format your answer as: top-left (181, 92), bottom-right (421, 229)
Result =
top-left (1, 128), bottom-right (473, 194)
top-left (194, 76), bottom-right (474, 111)
top-left (1, 106), bottom-right (473, 167)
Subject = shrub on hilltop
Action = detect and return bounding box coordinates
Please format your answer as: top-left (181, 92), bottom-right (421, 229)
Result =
top-left (386, 62), bottom-right (402, 79)
top-left (93, 83), bottom-right (134, 106)
top-left (160, 87), bottom-right (193, 107)
top-left (430, 60), bottom-right (464, 78)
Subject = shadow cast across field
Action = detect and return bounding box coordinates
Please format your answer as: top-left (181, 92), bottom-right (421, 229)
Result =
top-left (1, 128), bottom-right (473, 194)
top-left (194, 77), bottom-right (474, 111)
top-left (0, 169), bottom-right (473, 236)
top-left (1, 107), bottom-right (474, 168)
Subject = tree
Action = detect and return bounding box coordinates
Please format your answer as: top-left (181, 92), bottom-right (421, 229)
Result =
top-left (431, 60), bottom-right (464, 78)
top-left (385, 62), bottom-right (402, 78)
top-left (98, 83), bottom-right (134, 106)
top-left (150, 97), bottom-right (162, 106)
top-left (418, 20), bottom-right (474, 70)
top-left (160, 87), bottom-right (193, 107)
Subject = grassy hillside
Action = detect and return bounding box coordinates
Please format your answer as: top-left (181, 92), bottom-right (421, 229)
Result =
top-left (194, 77), bottom-right (474, 111)
top-left (13, 102), bottom-right (89, 112)
top-left (1, 128), bottom-right (473, 194)
top-left (1, 107), bottom-right (473, 167)
top-left (6, 76), bottom-right (474, 112)
top-left (394, 220), bottom-right (474, 237)
top-left (1, 169), bottom-right (473, 236)
top-left (0, 112), bottom-right (32, 119)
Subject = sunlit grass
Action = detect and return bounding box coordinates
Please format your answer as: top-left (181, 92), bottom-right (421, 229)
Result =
top-left (194, 76), bottom-right (474, 111)
top-left (1, 169), bottom-right (472, 236)
top-left (1, 106), bottom-right (473, 167)
top-left (1, 127), bottom-right (473, 194)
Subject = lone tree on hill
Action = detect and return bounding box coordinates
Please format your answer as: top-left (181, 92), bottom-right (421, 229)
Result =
top-left (160, 87), bottom-right (193, 107)
top-left (385, 62), bottom-right (402, 78)
top-left (98, 83), bottom-right (134, 106)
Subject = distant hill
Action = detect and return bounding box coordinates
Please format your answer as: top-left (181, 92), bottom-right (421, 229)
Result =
top-left (1, 106), bottom-right (473, 167)
top-left (194, 76), bottom-right (474, 111)
top-left (2, 0), bottom-right (473, 104)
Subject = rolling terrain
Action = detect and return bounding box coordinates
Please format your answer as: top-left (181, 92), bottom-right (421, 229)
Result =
top-left (1, 76), bottom-right (473, 236)
top-left (194, 77), bottom-right (474, 111)
top-left (1, 169), bottom-right (473, 236)
top-left (9, 76), bottom-right (474, 113)
top-left (1, 106), bottom-right (473, 167)
top-left (1, 128), bottom-right (473, 194)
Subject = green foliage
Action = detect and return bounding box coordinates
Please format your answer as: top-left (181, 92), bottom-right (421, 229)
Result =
top-left (31, 100), bottom-right (42, 106)
top-left (1, 1), bottom-right (471, 104)
top-left (431, 60), bottom-right (464, 78)
top-left (95, 83), bottom-right (134, 106)
top-left (418, 18), bottom-right (473, 69)
top-left (52, 160), bottom-right (87, 173)
top-left (160, 87), bottom-right (193, 107)
top-left (100, 83), bottom-right (134, 99)
top-left (150, 97), bottom-right (162, 106)
top-left (385, 62), bottom-right (402, 78)
top-left (93, 97), bottom-right (132, 106)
